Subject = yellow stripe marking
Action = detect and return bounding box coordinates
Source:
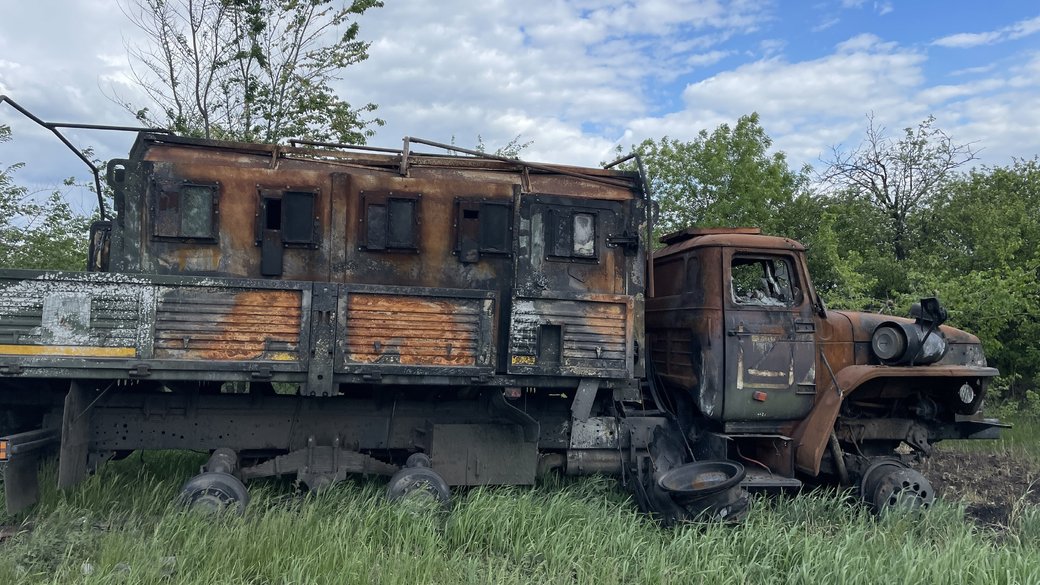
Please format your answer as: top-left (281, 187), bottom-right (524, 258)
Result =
top-left (0, 345), bottom-right (137, 358)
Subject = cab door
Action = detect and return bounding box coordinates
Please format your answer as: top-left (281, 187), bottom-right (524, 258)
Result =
top-left (722, 250), bottom-right (816, 421)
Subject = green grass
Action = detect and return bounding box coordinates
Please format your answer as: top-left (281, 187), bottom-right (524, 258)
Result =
top-left (941, 415), bottom-right (1040, 458)
top-left (2, 450), bottom-right (1040, 584)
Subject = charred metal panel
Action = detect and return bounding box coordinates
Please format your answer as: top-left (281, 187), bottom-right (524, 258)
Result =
top-left (2, 137), bottom-right (645, 393)
top-left (427, 424), bottom-right (538, 486)
top-left (153, 287), bottom-right (302, 361)
top-left (0, 272), bottom-right (151, 359)
top-left (340, 289), bottom-right (493, 368)
top-left (514, 194), bottom-right (627, 296)
top-left (507, 296), bottom-right (632, 378)
top-left (646, 246), bottom-right (725, 419)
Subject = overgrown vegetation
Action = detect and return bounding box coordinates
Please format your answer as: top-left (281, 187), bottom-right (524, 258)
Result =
top-left (2, 451), bottom-right (1039, 584)
top-left (0, 125), bottom-right (90, 271)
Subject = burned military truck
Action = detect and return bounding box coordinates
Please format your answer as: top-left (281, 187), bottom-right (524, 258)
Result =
top-left (0, 126), bottom-right (1003, 521)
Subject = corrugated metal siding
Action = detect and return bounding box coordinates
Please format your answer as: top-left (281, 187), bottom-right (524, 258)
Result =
top-left (0, 279), bottom-right (142, 348)
top-left (154, 288), bottom-right (302, 360)
top-left (509, 298), bottom-right (629, 375)
top-left (344, 293), bottom-right (481, 366)
top-left (0, 292), bottom-right (42, 344)
top-left (88, 292), bottom-right (142, 348)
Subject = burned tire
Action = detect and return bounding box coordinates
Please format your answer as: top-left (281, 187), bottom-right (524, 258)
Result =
top-left (178, 471), bottom-right (250, 515)
top-left (385, 466), bottom-right (451, 510)
top-left (860, 459), bottom-right (935, 514)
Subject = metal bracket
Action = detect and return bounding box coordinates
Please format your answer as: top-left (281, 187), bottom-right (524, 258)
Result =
top-left (250, 367), bottom-right (273, 380)
top-left (303, 284), bottom-right (338, 397)
top-left (0, 364), bottom-right (24, 375)
top-left (570, 378), bottom-right (600, 422)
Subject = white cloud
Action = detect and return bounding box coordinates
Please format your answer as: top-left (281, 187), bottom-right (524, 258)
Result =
top-left (917, 79), bottom-right (1006, 104)
top-left (934, 15), bottom-right (1040, 48)
top-left (618, 34), bottom-right (929, 168)
top-left (337, 0), bottom-right (771, 164)
top-left (812, 18), bottom-right (840, 33)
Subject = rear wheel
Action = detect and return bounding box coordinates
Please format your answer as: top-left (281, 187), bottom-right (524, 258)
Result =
top-left (385, 465), bottom-right (451, 511)
top-left (178, 471), bottom-right (250, 515)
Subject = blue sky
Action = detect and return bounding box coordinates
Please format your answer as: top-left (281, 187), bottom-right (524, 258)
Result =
top-left (1, 1), bottom-right (1039, 214)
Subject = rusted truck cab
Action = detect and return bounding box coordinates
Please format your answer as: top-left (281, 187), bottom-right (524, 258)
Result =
top-left (647, 227), bottom-right (1002, 509)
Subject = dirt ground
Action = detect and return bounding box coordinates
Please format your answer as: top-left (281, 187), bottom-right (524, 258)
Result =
top-left (920, 447), bottom-right (1040, 528)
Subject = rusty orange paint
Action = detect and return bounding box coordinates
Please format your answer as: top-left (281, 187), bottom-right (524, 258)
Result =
top-left (345, 293), bottom-right (481, 366)
top-left (153, 289), bottom-right (303, 361)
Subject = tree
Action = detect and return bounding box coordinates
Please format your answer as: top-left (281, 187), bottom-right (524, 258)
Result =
top-left (119, 0), bottom-right (384, 144)
top-left (0, 126), bottom-right (91, 270)
top-left (915, 159), bottom-right (1040, 400)
top-left (821, 114), bottom-right (977, 261)
top-left (628, 113), bottom-right (810, 239)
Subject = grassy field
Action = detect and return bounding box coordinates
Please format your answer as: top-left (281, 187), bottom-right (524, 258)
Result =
top-left (1, 424), bottom-right (1039, 584)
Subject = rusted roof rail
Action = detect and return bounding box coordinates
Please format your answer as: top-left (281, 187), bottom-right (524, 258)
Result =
top-left (0, 95), bottom-right (171, 220)
top-left (404, 136), bottom-right (638, 190)
top-left (288, 138), bottom-right (404, 154)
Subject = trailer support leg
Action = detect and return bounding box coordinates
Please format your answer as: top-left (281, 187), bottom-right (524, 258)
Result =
top-left (57, 381), bottom-right (91, 490)
top-left (4, 453), bottom-right (42, 514)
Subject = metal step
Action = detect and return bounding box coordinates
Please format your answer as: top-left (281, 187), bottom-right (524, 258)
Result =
top-left (741, 468), bottom-right (803, 490)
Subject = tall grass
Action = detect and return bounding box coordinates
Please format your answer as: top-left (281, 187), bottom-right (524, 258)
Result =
top-left (939, 415), bottom-right (1040, 458)
top-left (2, 450), bottom-right (1040, 584)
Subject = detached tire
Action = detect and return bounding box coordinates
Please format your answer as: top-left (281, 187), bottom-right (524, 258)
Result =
top-left (385, 466), bottom-right (451, 510)
top-left (178, 471), bottom-right (250, 516)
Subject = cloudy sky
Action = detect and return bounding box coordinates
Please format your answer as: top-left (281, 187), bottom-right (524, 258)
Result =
top-left (1, 1), bottom-right (1039, 213)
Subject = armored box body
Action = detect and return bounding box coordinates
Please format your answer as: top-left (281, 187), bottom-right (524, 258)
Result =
top-left (1, 134), bottom-right (647, 393)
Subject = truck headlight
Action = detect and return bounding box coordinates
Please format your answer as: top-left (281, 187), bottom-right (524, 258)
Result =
top-left (871, 324), bottom-right (908, 363)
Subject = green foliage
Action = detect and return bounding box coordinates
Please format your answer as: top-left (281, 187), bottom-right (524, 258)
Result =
top-left (0, 126), bottom-right (90, 271)
top-left (630, 113), bottom-right (810, 240)
top-left (121, 0), bottom-right (384, 144)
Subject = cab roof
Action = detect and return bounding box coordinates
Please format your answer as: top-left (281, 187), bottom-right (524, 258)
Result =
top-left (654, 227), bottom-right (805, 260)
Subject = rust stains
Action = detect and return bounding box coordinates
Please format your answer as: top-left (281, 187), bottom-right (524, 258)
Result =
top-left (153, 289), bottom-right (302, 360)
top-left (344, 293), bottom-right (481, 366)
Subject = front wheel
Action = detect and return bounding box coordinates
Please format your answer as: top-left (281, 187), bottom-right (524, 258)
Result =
top-left (860, 459), bottom-right (935, 514)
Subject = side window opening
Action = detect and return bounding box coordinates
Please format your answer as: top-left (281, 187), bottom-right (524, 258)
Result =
top-left (547, 207), bottom-right (599, 261)
top-left (572, 212), bottom-right (596, 257)
top-left (360, 191), bottom-right (421, 252)
top-left (456, 199), bottom-right (512, 262)
top-left (152, 181), bottom-right (219, 241)
top-left (263, 197), bottom-right (282, 230)
top-left (255, 187), bottom-right (318, 278)
top-left (255, 189), bottom-right (318, 248)
top-left (730, 256), bottom-right (798, 307)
